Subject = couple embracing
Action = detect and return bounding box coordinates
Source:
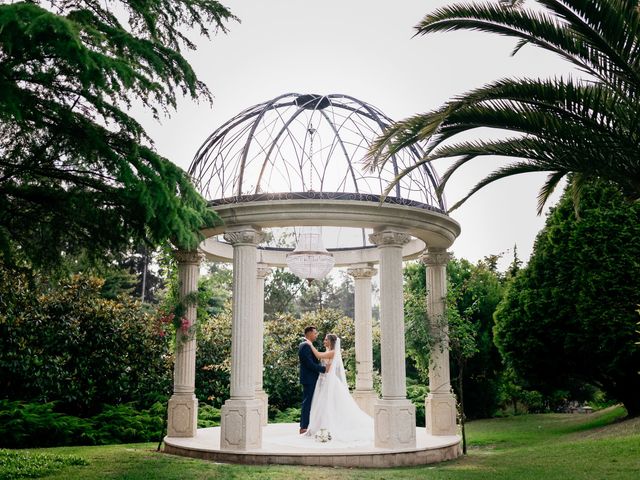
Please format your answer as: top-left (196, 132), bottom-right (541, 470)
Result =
top-left (298, 325), bottom-right (373, 444)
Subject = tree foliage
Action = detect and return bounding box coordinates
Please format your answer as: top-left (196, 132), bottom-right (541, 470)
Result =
top-left (404, 258), bottom-right (505, 419)
top-left (494, 180), bottom-right (640, 416)
top-left (404, 262), bottom-right (433, 383)
top-left (264, 269), bottom-right (356, 320)
top-left (0, 1), bottom-right (236, 268)
top-left (449, 258), bottom-right (505, 419)
top-left (367, 0), bottom-right (640, 213)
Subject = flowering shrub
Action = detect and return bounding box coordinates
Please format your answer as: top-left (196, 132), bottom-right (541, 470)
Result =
top-left (156, 291), bottom-right (199, 343)
top-left (0, 266), bottom-right (172, 415)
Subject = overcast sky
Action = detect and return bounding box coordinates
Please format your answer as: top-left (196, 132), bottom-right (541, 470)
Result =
top-left (140, 0), bottom-right (576, 270)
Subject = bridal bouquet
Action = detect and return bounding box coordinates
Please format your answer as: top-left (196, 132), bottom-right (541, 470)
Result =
top-left (315, 428), bottom-right (332, 443)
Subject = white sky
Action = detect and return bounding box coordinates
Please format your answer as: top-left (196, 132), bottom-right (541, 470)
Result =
top-left (139, 0), bottom-right (576, 271)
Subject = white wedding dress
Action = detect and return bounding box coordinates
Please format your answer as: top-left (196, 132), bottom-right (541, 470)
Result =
top-left (305, 338), bottom-right (374, 445)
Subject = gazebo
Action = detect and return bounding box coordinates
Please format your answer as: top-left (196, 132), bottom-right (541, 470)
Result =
top-left (163, 93), bottom-right (462, 467)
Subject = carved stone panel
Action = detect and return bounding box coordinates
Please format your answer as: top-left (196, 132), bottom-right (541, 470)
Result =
top-left (220, 399), bottom-right (263, 450)
top-left (373, 399), bottom-right (416, 449)
top-left (167, 394), bottom-right (198, 437)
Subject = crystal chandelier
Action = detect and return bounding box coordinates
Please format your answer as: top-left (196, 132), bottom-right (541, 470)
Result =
top-left (286, 227), bottom-right (335, 283)
top-left (285, 126), bottom-right (335, 282)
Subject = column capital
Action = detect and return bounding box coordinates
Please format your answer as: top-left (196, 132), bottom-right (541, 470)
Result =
top-left (256, 263), bottom-right (271, 279)
top-left (421, 249), bottom-right (451, 267)
top-left (369, 230), bottom-right (411, 247)
top-left (347, 266), bottom-right (377, 279)
top-left (174, 250), bottom-right (202, 265)
top-left (223, 227), bottom-right (265, 246)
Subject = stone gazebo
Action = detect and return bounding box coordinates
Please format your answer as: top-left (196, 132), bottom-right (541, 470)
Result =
top-left (163, 93), bottom-right (462, 467)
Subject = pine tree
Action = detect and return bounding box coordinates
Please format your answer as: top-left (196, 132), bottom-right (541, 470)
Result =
top-left (0, 1), bottom-right (237, 268)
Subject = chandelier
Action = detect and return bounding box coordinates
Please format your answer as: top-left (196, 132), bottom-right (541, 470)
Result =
top-left (286, 227), bottom-right (335, 283)
top-left (285, 126), bottom-right (335, 282)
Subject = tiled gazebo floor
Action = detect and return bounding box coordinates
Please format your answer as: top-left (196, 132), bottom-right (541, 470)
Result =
top-left (164, 423), bottom-right (461, 468)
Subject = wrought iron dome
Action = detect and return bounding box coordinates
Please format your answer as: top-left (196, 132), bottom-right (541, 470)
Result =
top-left (189, 93), bottom-right (446, 211)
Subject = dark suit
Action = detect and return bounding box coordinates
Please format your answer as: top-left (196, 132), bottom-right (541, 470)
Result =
top-left (298, 342), bottom-right (326, 429)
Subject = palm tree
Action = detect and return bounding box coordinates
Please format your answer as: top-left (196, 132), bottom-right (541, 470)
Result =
top-left (367, 0), bottom-right (640, 213)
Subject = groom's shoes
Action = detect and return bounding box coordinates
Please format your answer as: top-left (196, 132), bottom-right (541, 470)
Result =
top-left (299, 428), bottom-right (307, 434)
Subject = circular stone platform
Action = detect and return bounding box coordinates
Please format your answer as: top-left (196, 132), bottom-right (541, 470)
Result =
top-left (164, 423), bottom-right (461, 468)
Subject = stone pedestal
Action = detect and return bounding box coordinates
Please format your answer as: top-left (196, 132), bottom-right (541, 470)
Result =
top-left (220, 227), bottom-right (265, 450)
top-left (374, 399), bottom-right (417, 449)
top-left (425, 392), bottom-right (458, 436)
top-left (167, 250), bottom-right (201, 437)
top-left (422, 248), bottom-right (457, 436)
top-left (167, 394), bottom-right (198, 437)
top-left (369, 230), bottom-right (416, 449)
top-left (347, 265), bottom-right (378, 416)
top-left (220, 399), bottom-right (263, 450)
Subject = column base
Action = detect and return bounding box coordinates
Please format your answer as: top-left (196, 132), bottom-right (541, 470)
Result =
top-left (255, 390), bottom-right (269, 426)
top-left (352, 389), bottom-right (378, 417)
top-left (374, 398), bottom-right (416, 449)
top-left (425, 392), bottom-right (458, 436)
top-left (220, 398), bottom-right (263, 450)
top-left (167, 393), bottom-right (198, 437)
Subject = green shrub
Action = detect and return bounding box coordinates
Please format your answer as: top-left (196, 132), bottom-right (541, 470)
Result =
top-left (83, 403), bottom-right (164, 445)
top-left (588, 390), bottom-right (617, 411)
top-left (0, 449), bottom-right (87, 479)
top-left (196, 307), bottom-right (232, 408)
top-left (407, 384), bottom-right (428, 427)
top-left (271, 407), bottom-right (301, 423)
top-left (0, 401), bottom-right (90, 448)
top-left (0, 269), bottom-right (172, 415)
top-left (0, 401), bottom-right (165, 448)
top-left (197, 404), bottom-right (221, 428)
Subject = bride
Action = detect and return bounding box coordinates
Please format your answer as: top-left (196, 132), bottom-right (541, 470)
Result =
top-left (303, 334), bottom-right (374, 443)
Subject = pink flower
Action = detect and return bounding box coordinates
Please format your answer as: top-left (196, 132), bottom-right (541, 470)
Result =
top-left (180, 317), bottom-right (190, 332)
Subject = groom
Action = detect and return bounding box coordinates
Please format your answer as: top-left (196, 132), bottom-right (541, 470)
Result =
top-left (298, 325), bottom-right (326, 434)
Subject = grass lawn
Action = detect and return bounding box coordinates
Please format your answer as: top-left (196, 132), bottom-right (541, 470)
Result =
top-left (3, 406), bottom-right (638, 480)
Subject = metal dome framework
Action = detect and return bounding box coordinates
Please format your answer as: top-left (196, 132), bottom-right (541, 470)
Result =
top-left (189, 93), bottom-right (446, 211)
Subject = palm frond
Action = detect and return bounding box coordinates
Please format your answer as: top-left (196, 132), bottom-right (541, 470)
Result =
top-left (370, 1), bottom-right (640, 212)
top-left (447, 162), bottom-right (558, 212)
top-left (365, 107), bottom-right (450, 171)
top-left (568, 171), bottom-right (590, 218)
top-left (416, 3), bottom-right (598, 78)
top-left (537, 0), bottom-right (640, 85)
top-left (537, 170), bottom-right (567, 214)
top-left (416, 1), bottom-right (640, 95)
top-left (426, 132), bottom-right (632, 210)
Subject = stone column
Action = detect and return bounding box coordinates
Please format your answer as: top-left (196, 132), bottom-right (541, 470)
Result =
top-left (220, 227), bottom-right (265, 450)
top-left (369, 230), bottom-right (416, 449)
top-left (167, 250), bottom-right (201, 437)
top-left (255, 263), bottom-right (271, 426)
top-left (422, 248), bottom-right (457, 436)
top-left (347, 265), bottom-right (378, 417)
